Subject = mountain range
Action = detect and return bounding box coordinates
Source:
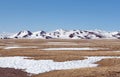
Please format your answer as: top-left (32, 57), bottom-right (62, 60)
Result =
top-left (1, 29), bottom-right (120, 39)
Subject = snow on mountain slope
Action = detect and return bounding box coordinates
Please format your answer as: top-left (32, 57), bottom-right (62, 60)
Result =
top-left (86, 30), bottom-right (115, 39)
top-left (0, 32), bottom-right (14, 39)
top-left (1, 29), bottom-right (120, 39)
top-left (9, 30), bottom-right (32, 38)
top-left (111, 31), bottom-right (120, 39)
top-left (30, 31), bottom-right (46, 39)
top-left (46, 29), bottom-right (69, 39)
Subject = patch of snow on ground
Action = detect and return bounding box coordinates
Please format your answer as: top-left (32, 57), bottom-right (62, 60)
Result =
top-left (4, 46), bottom-right (38, 49)
top-left (44, 42), bottom-right (78, 45)
top-left (114, 51), bottom-right (120, 52)
top-left (42, 48), bottom-right (107, 51)
top-left (0, 56), bottom-right (120, 74)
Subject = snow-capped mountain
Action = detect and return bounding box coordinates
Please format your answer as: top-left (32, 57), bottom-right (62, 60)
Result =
top-left (30, 31), bottom-right (50, 39)
top-left (30, 31), bottom-right (46, 38)
top-left (0, 32), bottom-right (14, 39)
top-left (111, 31), bottom-right (120, 39)
top-left (1, 29), bottom-right (120, 39)
top-left (46, 29), bottom-right (68, 38)
top-left (9, 30), bottom-right (32, 38)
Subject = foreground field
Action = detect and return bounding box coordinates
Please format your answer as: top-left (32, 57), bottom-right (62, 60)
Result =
top-left (0, 39), bottom-right (120, 77)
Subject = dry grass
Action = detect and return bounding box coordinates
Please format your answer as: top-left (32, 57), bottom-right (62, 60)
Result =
top-left (96, 58), bottom-right (120, 67)
top-left (0, 39), bottom-right (120, 77)
top-left (32, 67), bottom-right (120, 77)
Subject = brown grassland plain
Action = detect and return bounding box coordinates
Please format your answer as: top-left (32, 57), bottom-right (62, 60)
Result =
top-left (0, 39), bottom-right (120, 77)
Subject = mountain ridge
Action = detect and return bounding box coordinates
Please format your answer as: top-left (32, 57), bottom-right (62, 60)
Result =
top-left (1, 29), bottom-right (120, 39)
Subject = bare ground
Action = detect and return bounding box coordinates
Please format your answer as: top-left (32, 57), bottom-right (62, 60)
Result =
top-left (0, 68), bottom-right (29, 77)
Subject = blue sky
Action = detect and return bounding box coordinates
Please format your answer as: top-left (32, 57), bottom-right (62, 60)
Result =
top-left (0, 0), bottom-right (120, 32)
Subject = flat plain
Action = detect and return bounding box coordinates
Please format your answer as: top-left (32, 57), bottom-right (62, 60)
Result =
top-left (0, 39), bottom-right (120, 77)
